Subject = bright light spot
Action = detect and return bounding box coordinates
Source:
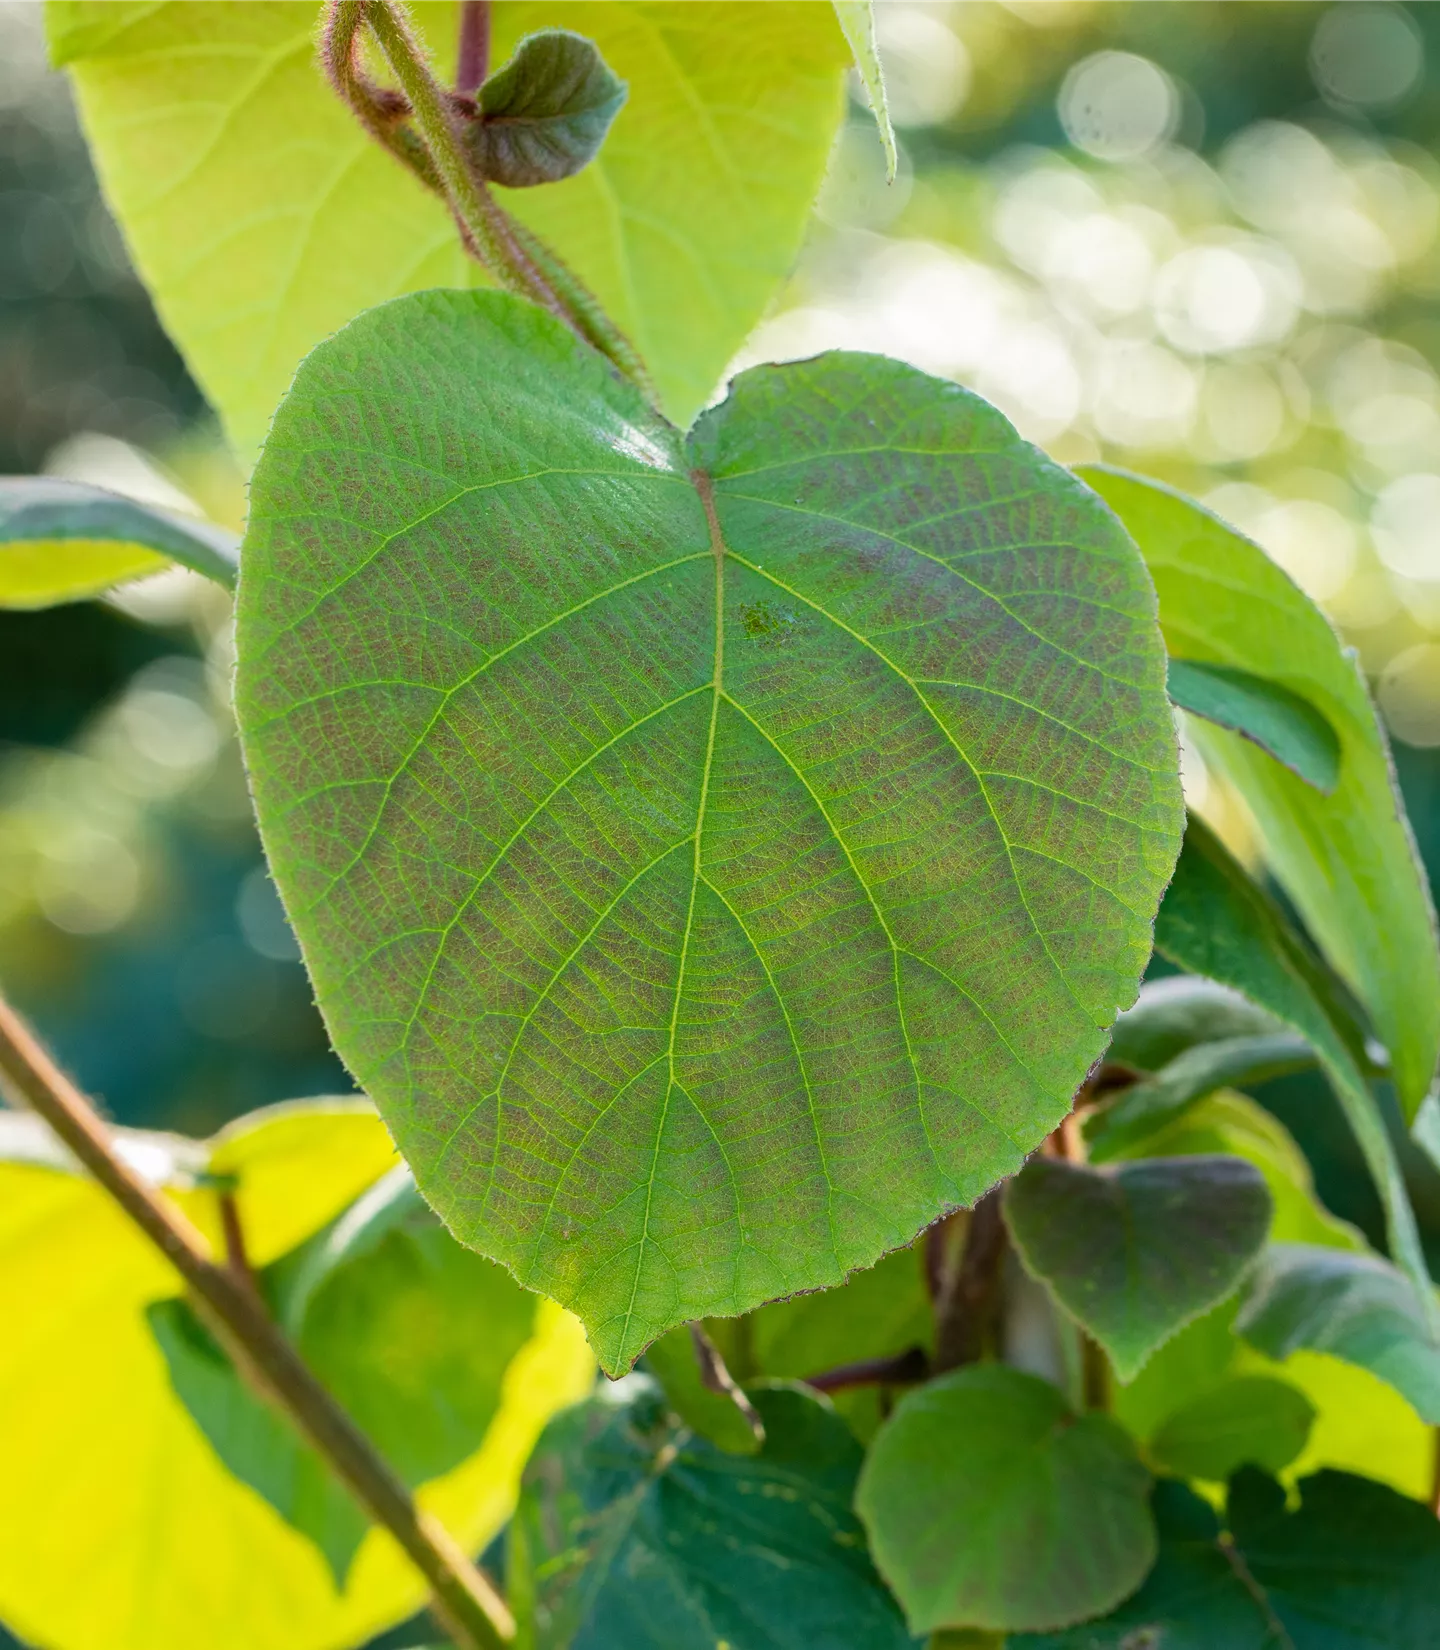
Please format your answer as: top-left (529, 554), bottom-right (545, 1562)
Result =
top-left (1253, 499), bottom-right (1359, 602)
top-left (875, 6), bottom-right (970, 128)
top-left (1379, 643), bottom-right (1440, 747)
top-left (1042, 212), bottom-right (1156, 318)
top-left (1222, 122), bottom-right (1339, 232)
top-left (1371, 474), bottom-right (1440, 581)
top-left (980, 323), bottom-right (1082, 442)
top-left (237, 866), bottom-right (302, 963)
top-left (1154, 241), bottom-right (1300, 355)
top-left (1091, 343), bottom-right (1197, 449)
top-left (1059, 52), bottom-right (1179, 161)
top-left (1198, 364), bottom-right (1288, 461)
top-left (35, 830), bottom-right (141, 935)
top-left (992, 159), bottom-right (1103, 274)
top-left (1310, 3), bottom-right (1424, 112)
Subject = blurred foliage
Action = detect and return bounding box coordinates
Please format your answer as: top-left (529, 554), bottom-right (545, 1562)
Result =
top-left (0, 2), bottom-right (1438, 1647)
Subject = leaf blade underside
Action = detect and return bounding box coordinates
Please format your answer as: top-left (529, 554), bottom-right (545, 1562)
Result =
top-left (236, 290), bottom-right (1182, 1373)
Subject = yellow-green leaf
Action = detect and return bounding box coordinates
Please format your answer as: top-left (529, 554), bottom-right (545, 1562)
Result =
top-left (46, 0), bottom-right (849, 458)
top-left (0, 1101), bottom-right (594, 1650)
top-left (1080, 466), bottom-right (1440, 1121)
top-left (0, 478), bottom-right (238, 608)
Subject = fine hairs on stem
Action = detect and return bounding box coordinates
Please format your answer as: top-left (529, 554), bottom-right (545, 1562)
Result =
top-left (0, 991), bottom-right (513, 1650)
top-left (321, 0), bottom-right (649, 391)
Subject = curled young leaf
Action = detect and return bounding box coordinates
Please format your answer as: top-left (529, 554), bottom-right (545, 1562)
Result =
top-left (856, 1364), bottom-right (1155, 1634)
top-left (1167, 656), bottom-right (1340, 795)
top-left (235, 289), bottom-right (1182, 1375)
top-left (1237, 1242), bottom-right (1440, 1424)
top-left (1106, 974), bottom-right (1288, 1074)
top-left (1003, 1154), bottom-right (1272, 1381)
top-left (1082, 465), bottom-right (1440, 1122)
top-left (1155, 816), bottom-right (1438, 1335)
top-left (464, 29), bottom-right (626, 188)
top-left (0, 476), bottom-right (238, 607)
top-left (832, 1), bottom-right (897, 181)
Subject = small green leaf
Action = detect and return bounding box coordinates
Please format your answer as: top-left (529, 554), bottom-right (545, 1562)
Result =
top-left (1106, 974), bottom-right (1288, 1074)
top-left (0, 477), bottom-right (238, 607)
top-left (832, 1), bottom-right (897, 180)
top-left (464, 30), bottom-right (626, 188)
top-left (1015, 1468), bottom-right (1440, 1649)
top-left (1237, 1242), bottom-right (1440, 1424)
top-left (1004, 1155), bottom-right (1271, 1380)
top-left (1081, 465), bottom-right (1440, 1121)
top-left (1168, 656), bottom-right (1340, 794)
top-left (1154, 817), bottom-right (1438, 1335)
top-left (1087, 1032), bottom-right (1316, 1161)
top-left (509, 1380), bottom-right (915, 1650)
top-left (48, 0), bottom-right (849, 448)
top-left (236, 290), bottom-right (1182, 1374)
top-left (644, 1323), bottom-right (764, 1455)
top-left (1147, 1375), bottom-right (1315, 1481)
top-left (856, 1365), bottom-right (1155, 1634)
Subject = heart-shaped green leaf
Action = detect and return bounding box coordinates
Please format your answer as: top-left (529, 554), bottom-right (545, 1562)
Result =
top-left (1155, 817), bottom-right (1438, 1334)
top-left (1004, 1154), bottom-right (1272, 1380)
top-left (1167, 656), bottom-right (1340, 794)
top-left (465, 29), bottom-right (626, 187)
top-left (0, 477), bottom-right (238, 607)
top-left (509, 1380), bottom-right (915, 1649)
top-left (235, 289), bottom-right (1181, 1373)
top-left (47, 0), bottom-right (849, 451)
top-left (1015, 1469), bottom-right (1440, 1649)
top-left (1082, 466), bottom-right (1440, 1121)
top-left (0, 1101), bottom-right (594, 1650)
top-left (1237, 1243), bottom-right (1440, 1423)
top-left (856, 1364), bottom-right (1155, 1634)
top-left (1147, 1374), bottom-right (1315, 1481)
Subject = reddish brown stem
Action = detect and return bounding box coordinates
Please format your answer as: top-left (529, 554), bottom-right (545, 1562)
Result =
top-left (455, 0), bottom-right (490, 94)
top-left (932, 1186), bottom-right (1008, 1374)
top-left (801, 1347), bottom-right (930, 1394)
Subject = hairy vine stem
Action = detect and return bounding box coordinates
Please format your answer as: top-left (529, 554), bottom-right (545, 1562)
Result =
top-left (0, 990), bottom-right (513, 1650)
top-left (322, 0), bottom-right (648, 390)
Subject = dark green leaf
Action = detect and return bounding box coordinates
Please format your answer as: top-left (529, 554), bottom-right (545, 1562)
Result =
top-left (236, 289), bottom-right (1182, 1374)
top-left (1081, 465), bottom-right (1440, 1121)
top-left (1004, 1155), bottom-right (1271, 1380)
top-left (855, 1365), bottom-right (1154, 1634)
top-left (1016, 1468), bottom-right (1440, 1649)
top-left (147, 1297), bottom-right (368, 1585)
top-left (0, 477), bottom-right (238, 606)
top-left (1086, 1032), bottom-right (1316, 1161)
top-left (1167, 656), bottom-right (1340, 794)
top-left (149, 1167), bottom-right (541, 1576)
top-left (1236, 1243), bottom-right (1440, 1423)
top-left (509, 1380), bottom-right (915, 1650)
top-left (643, 1323), bottom-right (764, 1455)
top-left (1154, 817), bottom-right (1438, 1335)
top-left (465, 30), bottom-right (627, 188)
top-left (1106, 974), bottom-right (1288, 1074)
top-left (1147, 1375), bottom-right (1315, 1481)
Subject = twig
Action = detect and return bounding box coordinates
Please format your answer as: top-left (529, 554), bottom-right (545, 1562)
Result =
top-left (0, 990), bottom-right (512, 1650)
top-left (688, 1322), bottom-right (764, 1445)
top-left (800, 1347), bottom-right (930, 1394)
top-left (932, 1186), bottom-right (1008, 1374)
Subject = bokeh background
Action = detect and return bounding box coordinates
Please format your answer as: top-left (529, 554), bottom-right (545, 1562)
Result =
top-left (1, 6), bottom-right (1439, 1625)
